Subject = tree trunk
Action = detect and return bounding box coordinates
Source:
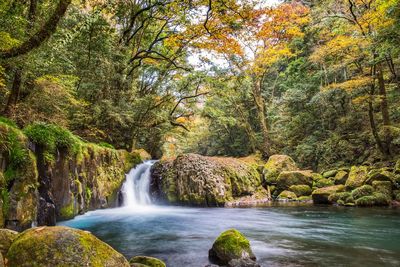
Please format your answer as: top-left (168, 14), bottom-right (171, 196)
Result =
top-left (2, 68), bottom-right (22, 117)
top-left (376, 63), bottom-right (392, 156)
top-left (368, 86), bottom-right (385, 156)
top-left (252, 76), bottom-right (271, 158)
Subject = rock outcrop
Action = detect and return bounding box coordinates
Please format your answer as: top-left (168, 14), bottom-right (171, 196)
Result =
top-left (6, 226), bottom-right (130, 267)
top-left (0, 121), bottom-right (141, 230)
top-left (313, 165), bottom-right (399, 206)
top-left (150, 154), bottom-right (266, 206)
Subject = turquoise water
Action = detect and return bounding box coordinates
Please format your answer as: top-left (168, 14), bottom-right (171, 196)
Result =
top-left (60, 205), bottom-right (400, 267)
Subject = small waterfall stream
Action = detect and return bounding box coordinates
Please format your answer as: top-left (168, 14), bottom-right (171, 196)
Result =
top-left (121, 160), bottom-right (156, 207)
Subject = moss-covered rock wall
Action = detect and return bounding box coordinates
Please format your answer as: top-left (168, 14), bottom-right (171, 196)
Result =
top-left (0, 120), bottom-right (140, 231)
top-left (150, 154), bottom-right (267, 206)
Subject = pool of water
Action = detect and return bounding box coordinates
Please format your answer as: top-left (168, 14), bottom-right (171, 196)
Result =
top-left (59, 205), bottom-right (400, 267)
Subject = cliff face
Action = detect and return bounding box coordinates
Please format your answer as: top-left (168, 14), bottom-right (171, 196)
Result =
top-left (0, 121), bottom-right (138, 231)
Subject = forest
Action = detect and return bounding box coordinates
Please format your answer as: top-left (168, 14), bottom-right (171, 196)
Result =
top-left (1, 0), bottom-right (399, 171)
top-left (1, 1), bottom-right (400, 267)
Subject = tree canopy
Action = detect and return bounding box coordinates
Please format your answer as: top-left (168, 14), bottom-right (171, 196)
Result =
top-left (1, 0), bottom-right (399, 170)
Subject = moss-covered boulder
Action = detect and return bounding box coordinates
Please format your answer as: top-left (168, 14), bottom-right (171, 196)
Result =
top-left (0, 229), bottom-right (18, 255)
top-left (372, 181), bottom-right (392, 198)
top-left (365, 169), bottom-right (395, 185)
top-left (277, 190), bottom-right (297, 200)
top-left (129, 256), bottom-right (166, 267)
top-left (6, 226), bottom-right (129, 267)
top-left (313, 178), bottom-right (334, 188)
top-left (322, 170), bottom-right (338, 178)
top-left (328, 192), bottom-right (353, 205)
top-left (288, 185), bottom-right (311, 197)
top-left (351, 185), bottom-right (374, 200)
top-left (150, 154), bottom-right (263, 206)
top-left (263, 155), bottom-right (298, 185)
top-left (355, 193), bottom-right (391, 206)
top-left (312, 185), bottom-right (345, 204)
top-left (333, 170), bottom-right (348, 185)
top-left (276, 171), bottom-right (313, 190)
top-left (209, 229), bottom-right (256, 265)
top-left (394, 159), bottom-right (400, 174)
top-left (345, 166), bottom-right (368, 190)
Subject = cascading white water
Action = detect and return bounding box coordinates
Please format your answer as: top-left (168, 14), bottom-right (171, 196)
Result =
top-left (121, 160), bottom-right (156, 207)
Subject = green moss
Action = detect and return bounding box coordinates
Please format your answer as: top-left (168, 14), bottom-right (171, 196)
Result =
top-left (60, 199), bottom-right (75, 219)
top-left (98, 142), bottom-right (115, 149)
top-left (7, 226), bottom-right (130, 266)
top-left (277, 190), bottom-right (297, 200)
top-left (276, 171), bottom-right (313, 189)
top-left (334, 170), bottom-right (348, 185)
top-left (355, 195), bottom-right (375, 206)
top-left (288, 185), bottom-right (311, 197)
top-left (328, 192), bottom-right (351, 203)
top-left (355, 192), bottom-right (391, 206)
top-left (129, 256), bottom-right (166, 267)
top-left (312, 185), bottom-right (345, 204)
top-left (322, 170), bottom-right (338, 178)
top-left (314, 178), bottom-right (334, 188)
top-left (351, 185), bottom-right (374, 200)
top-left (296, 195), bottom-right (312, 202)
top-left (210, 229), bottom-right (255, 264)
top-left (85, 187), bottom-right (92, 206)
top-left (24, 122), bottom-right (76, 150)
top-left (372, 181), bottom-right (392, 197)
top-left (345, 166), bottom-right (368, 190)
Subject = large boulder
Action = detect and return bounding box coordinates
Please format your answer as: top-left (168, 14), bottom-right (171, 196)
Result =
top-left (6, 226), bottom-right (129, 267)
top-left (276, 171), bottom-right (313, 190)
top-left (351, 185), bottom-right (374, 200)
top-left (288, 185), bottom-right (312, 197)
top-left (129, 256), bottom-right (166, 267)
top-left (333, 170), bottom-right (348, 185)
top-left (263, 155), bottom-right (298, 184)
top-left (209, 229), bottom-right (256, 265)
top-left (345, 166), bottom-right (368, 190)
top-left (150, 154), bottom-right (263, 206)
top-left (277, 190), bottom-right (297, 200)
top-left (312, 185), bottom-right (345, 204)
top-left (365, 169), bottom-right (395, 185)
top-left (0, 229), bottom-right (18, 255)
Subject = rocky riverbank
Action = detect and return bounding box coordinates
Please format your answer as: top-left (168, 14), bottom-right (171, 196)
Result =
top-left (0, 120), bottom-right (143, 231)
top-left (150, 153), bottom-right (400, 208)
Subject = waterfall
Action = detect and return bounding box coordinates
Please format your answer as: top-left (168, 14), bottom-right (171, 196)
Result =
top-left (121, 160), bottom-right (156, 207)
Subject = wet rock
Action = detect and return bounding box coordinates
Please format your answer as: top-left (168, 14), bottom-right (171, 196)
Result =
top-left (6, 226), bottom-right (129, 267)
top-left (0, 228), bottom-right (18, 255)
top-left (345, 166), bottom-right (368, 190)
top-left (312, 185), bottom-right (345, 204)
top-left (209, 229), bottom-right (256, 265)
top-left (129, 256), bottom-right (166, 267)
top-left (228, 258), bottom-right (261, 267)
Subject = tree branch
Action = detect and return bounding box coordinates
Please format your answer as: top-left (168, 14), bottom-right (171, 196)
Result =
top-left (0, 0), bottom-right (72, 59)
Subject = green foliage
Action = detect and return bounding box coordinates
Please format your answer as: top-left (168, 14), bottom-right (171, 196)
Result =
top-left (98, 142), bottom-right (115, 149)
top-left (24, 122), bottom-right (76, 151)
